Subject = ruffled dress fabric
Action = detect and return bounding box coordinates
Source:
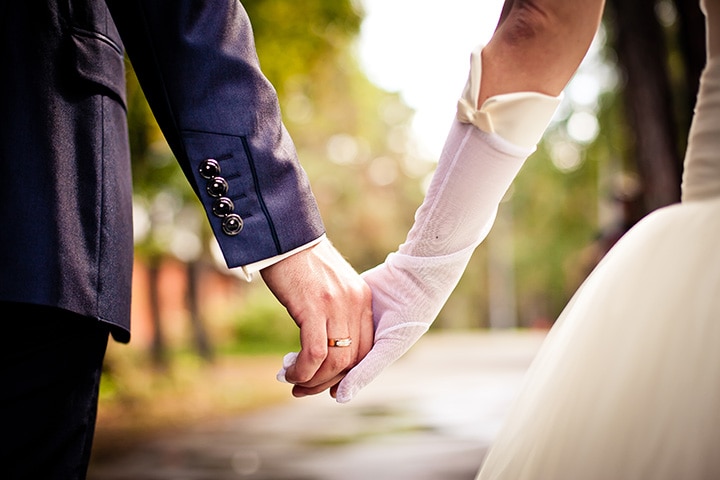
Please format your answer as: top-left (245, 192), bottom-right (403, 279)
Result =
top-left (476, 21), bottom-right (720, 480)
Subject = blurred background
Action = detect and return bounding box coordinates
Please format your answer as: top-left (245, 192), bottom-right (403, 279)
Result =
top-left (90, 0), bottom-right (706, 476)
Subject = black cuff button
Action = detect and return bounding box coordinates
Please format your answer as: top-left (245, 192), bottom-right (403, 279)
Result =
top-left (222, 214), bottom-right (243, 235)
top-left (207, 176), bottom-right (229, 198)
top-left (199, 158), bottom-right (221, 179)
top-left (212, 197), bottom-right (235, 217)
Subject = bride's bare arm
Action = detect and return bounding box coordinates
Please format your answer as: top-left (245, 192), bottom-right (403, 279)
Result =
top-left (480, 0), bottom-right (606, 105)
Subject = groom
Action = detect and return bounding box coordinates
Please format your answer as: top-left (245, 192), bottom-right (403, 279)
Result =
top-left (0, 1), bottom-right (372, 478)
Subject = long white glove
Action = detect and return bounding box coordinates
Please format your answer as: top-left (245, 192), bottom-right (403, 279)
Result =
top-left (332, 45), bottom-right (562, 403)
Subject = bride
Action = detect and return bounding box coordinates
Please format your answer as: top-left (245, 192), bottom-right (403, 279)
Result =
top-left (287, 0), bottom-right (720, 476)
top-left (475, 1), bottom-right (720, 478)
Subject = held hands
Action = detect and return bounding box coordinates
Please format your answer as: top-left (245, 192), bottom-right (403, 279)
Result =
top-left (276, 46), bottom-right (560, 402)
top-left (261, 237), bottom-right (374, 398)
top-left (275, 120), bottom-right (539, 402)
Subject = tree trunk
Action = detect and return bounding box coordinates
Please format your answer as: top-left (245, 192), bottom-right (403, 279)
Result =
top-left (148, 257), bottom-right (168, 369)
top-left (606, 0), bottom-right (683, 211)
top-left (186, 261), bottom-right (214, 362)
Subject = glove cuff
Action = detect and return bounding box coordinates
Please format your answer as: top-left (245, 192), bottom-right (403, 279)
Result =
top-left (456, 44), bottom-right (562, 149)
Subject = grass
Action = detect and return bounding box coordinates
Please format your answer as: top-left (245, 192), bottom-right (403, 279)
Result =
top-left (90, 283), bottom-right (306, 464)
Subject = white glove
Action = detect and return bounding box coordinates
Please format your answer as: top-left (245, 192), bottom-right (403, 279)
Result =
top-left (333, 45), bottom-right (561, 403)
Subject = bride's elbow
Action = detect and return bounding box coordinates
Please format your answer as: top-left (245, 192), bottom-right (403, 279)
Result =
top-left (500, 0), bottom-right (567, 45)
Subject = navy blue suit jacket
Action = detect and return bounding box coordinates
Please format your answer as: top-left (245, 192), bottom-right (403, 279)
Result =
top-left (0, 1), bottom-right (325, 341)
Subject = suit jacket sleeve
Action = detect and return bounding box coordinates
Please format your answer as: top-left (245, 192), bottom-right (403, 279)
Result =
top-left (105, 0), bottom-right (325, 268)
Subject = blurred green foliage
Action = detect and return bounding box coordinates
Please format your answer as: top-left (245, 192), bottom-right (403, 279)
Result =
top-left (224, 288), bottom-right (301, 355)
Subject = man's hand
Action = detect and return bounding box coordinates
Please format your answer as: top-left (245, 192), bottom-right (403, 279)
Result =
top-left (261, 237), bottom-right (373, 397)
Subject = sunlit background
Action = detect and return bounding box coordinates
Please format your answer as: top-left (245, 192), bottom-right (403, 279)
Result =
top-left (89, 0), bottom-right (702, 477)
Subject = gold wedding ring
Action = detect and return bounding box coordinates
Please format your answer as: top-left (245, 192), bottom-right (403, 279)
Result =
top-left (328, 337), bottom-right (352, 347)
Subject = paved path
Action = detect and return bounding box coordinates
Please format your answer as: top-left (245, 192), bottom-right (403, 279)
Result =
top-left (87, 330), bottom-right (546, 480)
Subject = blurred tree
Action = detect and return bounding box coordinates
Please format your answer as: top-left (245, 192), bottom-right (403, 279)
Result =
top-left (604, 0), bottom-right (705, 211)
top-left (127, 0), bottom-right (710, 338)
top-left (125, 0), bottom-right (428, 354)
top-left (467, 0), bottom-right (708, 328)
top-left (241, 0), bottom-right (430, 271)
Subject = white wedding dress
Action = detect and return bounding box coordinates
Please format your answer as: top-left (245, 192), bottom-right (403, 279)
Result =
top-left (476, 2), bottom-right (720, 479)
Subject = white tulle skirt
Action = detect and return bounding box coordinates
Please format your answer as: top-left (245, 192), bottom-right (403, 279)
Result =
top-left (476, 196), bottom-right (720, 480)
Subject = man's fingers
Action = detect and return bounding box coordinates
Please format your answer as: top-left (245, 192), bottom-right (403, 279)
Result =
top-left (292, 373), bottom-right (345, 397)
top-left (289, 342), bottom-right (355, 388)
top-left (285, 317), bottom-right (328, 384)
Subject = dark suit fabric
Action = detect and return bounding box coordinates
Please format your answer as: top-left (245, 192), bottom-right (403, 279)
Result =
top-left (0, 304), bottom-right (110, 480)
top-left (0, 1), bottom-right (325, 342)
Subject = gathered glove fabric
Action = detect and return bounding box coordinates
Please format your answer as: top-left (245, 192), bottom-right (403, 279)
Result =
top-left (277, 45), bottom-right (561, 402)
